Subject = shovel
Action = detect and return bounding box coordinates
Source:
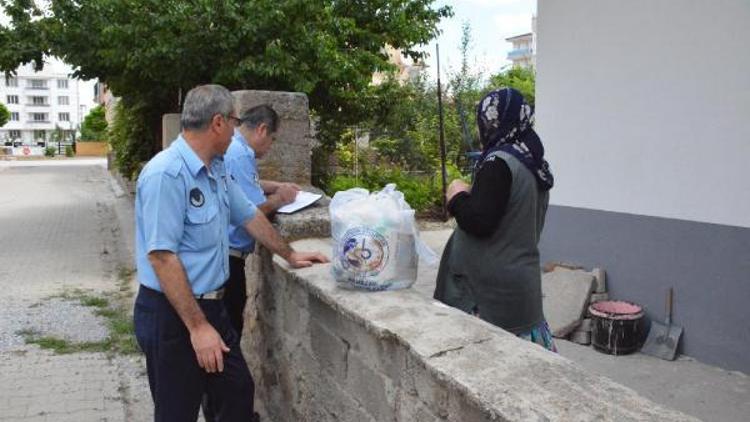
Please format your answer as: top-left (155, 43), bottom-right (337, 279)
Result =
top-left (641, 287), bottom-right (683, 360)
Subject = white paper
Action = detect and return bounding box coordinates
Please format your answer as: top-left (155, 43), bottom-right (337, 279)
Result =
top-left (276, 191), bottom-right (323, 214)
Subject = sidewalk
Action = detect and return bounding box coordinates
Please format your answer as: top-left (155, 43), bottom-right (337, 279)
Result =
top-left (557, 340), bottom-right (749, 422)
top-left (0, 160), bottom-right (151, 421)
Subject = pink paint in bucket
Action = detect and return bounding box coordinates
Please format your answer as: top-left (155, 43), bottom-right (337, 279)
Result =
top-left (589, 300), bottom-right (645, 355)
top-left (590, 300), bottom-right (644, 320)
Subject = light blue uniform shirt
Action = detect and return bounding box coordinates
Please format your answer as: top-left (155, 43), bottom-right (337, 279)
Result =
top-left (225, 130), bottom-right (267, 253)
top-left (135, 136), bottom-right (257, 294)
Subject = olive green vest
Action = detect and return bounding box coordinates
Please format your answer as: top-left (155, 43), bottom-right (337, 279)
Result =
top-left (434, 151), bottom-right (549, 334)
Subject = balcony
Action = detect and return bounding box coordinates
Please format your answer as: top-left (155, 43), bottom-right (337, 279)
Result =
top-left (507, 48), bottom-right (533, 60)
top-left (25, 86), bottom-right (49, 91)
top-left (25, 103), bottom-right (50, 107)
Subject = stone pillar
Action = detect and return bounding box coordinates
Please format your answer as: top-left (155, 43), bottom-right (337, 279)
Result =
top-left (162, 113), bottom-right (181, 150)
top-left (232, 90), bottom-right (312, 185)
top-left (230, 92), bottom-right (327, 420)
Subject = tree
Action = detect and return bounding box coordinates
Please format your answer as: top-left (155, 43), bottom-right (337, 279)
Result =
top-left (0, 102), bottom-right (9, 127)
top-left (365, 23), bottom-right (484, 174)
top-left (448, 22), bottom-right (485, 157)
top-left (0, 0), bottom-right (452, 176)
top-left (80, 105), bottom-right (108, 141)
top-left (50, 125), bottom-right (65, 143)
top-left (488, 66), bottom-right (536, 106)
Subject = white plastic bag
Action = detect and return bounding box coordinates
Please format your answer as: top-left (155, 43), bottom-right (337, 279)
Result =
top-left (329, 184), bottom-right (438, 291)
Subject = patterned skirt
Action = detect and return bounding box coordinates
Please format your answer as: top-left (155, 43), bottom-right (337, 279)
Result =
top-left (518, 320), bottom-right (557, 352)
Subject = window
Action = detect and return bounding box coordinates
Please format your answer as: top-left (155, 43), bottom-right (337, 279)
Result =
top-left (9, 130), bottom-right (21, 139)
top-left (58, 96), bottom-right (69, 105)
top-left (5, 77), bottom-right (18, 87)
top-left (34, 130), bottom-right (46, 140)
top-left (58, 112), bottom-right (70, 122)
top-left (31, 96), bottom-right (47, 105)
top-left (29, 79), bottom-right (47, 89)
top-left (31, 113), bottom-right (48, 122)
top-left (7, 95), bottom-right (18, 104)
top-left (57, 79), bottom-right (68, 89)
top-left (10, 112), bottom-right (19, 121)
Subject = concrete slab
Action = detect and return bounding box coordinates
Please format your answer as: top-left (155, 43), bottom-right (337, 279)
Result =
top-left (558, 340), bottom-right (750, 422)
top-left (542, 269), bottom-right (596, 337)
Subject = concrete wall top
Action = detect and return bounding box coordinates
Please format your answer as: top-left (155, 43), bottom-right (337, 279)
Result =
top-left (266, 233), bottom-right (696, 421)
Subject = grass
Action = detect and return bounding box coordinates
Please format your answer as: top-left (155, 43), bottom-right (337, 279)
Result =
top-left (21, 266), bottom-right (139, 355)
top-left (17, 328), bottom-right (110, 354)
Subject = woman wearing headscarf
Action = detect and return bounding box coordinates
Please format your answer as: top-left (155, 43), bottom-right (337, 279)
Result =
top-left (434, 87), bottom-right (556, 351)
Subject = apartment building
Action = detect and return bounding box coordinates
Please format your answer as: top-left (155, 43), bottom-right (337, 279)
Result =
top-left (1, 60), bottom-right (97, 147)
top-left (506, 16), bottom-right (537, 69)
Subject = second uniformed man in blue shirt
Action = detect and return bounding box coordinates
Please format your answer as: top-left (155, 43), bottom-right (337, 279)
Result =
top-left (133, 84), bottom-right (328, 422)
top-left (222, 105), bottom-right (299, 339)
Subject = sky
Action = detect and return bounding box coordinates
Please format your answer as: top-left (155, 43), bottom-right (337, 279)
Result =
top-left (420, 0), bottom-right (537, 81)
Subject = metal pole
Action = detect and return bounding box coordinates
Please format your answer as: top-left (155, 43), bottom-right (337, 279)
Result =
top-left (436, 44), bottom-right (448, 221)
top-left (354, 127), bottom-right (359, 183)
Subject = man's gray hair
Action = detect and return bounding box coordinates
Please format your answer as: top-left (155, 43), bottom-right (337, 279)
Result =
top-left (241, 104), bottom-right (280, 133)
top-left (180, 84), bottom-right (235, 131)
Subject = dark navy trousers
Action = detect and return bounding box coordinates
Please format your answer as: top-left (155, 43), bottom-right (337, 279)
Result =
top-left (134, 285), bottom-right (256, 422)
top-left (223, 256), bottom-right (249, 338)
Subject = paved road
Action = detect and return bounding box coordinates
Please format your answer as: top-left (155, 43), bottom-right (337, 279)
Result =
top-left (0, 159), bottom-right (151, 421)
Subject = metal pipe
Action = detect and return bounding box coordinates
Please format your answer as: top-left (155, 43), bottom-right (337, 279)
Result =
top-left (436, 44), bottom-right (448, 221)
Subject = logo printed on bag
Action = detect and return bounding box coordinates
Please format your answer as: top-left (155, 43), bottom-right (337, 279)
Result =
top-left (338, 227), bottom-right (389, 278)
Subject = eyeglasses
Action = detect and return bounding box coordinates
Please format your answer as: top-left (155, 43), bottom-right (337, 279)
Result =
top-left (225, 114), bottom-right (242, 127)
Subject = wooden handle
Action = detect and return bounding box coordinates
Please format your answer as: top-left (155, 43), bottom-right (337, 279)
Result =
top-left (666, 287), bottom-right (673, 325)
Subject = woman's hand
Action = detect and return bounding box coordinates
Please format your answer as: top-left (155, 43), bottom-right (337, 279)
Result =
top-left (446, 179), bottom-right (470, 203)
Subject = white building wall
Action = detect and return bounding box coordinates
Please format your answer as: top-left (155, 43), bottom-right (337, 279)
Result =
top-left (536, 0), bottom-right (750, 228)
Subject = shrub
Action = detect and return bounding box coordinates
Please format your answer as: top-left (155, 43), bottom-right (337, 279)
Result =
top-left (80, 105), bottom-right (108, 141)
top-left (109, 100), bottom-right (155, 179)
top-left (44, 146), bottom-right (56, 157)
top-left (65, 145), bottom-right (74, 157)
top-left (0, 102), bottom-right (10, 128)
top-left (326, 165), bottom-right (441, 212)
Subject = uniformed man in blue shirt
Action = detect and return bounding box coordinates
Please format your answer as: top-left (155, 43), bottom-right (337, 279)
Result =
top-left (222, 105), bottom-right (298, 339)
top-left (133, 84), bottom-right (327, 422)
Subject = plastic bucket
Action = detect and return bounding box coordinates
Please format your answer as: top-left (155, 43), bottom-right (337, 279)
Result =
top-left (589, 300), bottom-right (644, 355)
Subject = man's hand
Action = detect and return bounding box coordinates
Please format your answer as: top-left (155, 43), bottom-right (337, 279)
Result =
top-left (262, 181), bottom-right (301, 195)
top-left (446, 179), bottom-right (470, 203)
top-left (262, 183), bottom-right (300, 214)
top-left (245, 212), bottom-right (329, 268)
top-left (279, 182), bottom-right (301, 192)
top-left (274, 184), bottom-right (299, 205)
top-left (287, 251), bottom-right (330, 268)
top-left (190, 322), bottom-right (230, 373)
top-left (148, 251), bottom-right (229, 374)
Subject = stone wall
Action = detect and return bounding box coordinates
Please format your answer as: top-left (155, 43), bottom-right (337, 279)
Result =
top-left (161, 113), bottom-right (181, 150)
top-left (233, 90), bottom-right (313, 185)
top-left (240, 212), bottom-right (696, 422)
top-left (161, 90), bottom-right (313, 187)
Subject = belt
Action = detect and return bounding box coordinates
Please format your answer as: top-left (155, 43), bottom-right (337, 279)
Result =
top-left (195, 287), bottom-right (225, 300)
top-left (228, 248), bottom-right (251, 259)
top-left (140, 284), bottom-right (225, 301)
